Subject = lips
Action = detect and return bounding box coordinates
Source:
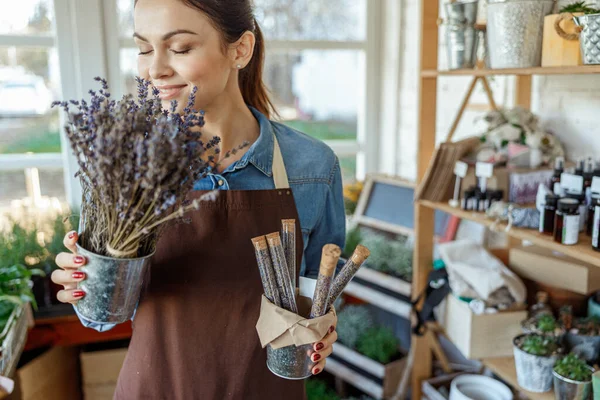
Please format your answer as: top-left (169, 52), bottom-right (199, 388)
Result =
top-left (155, 85), bottom-right (187, 101)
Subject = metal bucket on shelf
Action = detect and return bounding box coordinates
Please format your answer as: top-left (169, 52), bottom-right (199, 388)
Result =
top-left (487, 0), bottom-right (555, 68)
top-left (574, 13), bottom-right (600, 65)
top-left (74, 243), bottom-right (153, 324)
top-left (553, 369), bottom-right (594, 400)
top-left (444, 0), bottom-right (480, 69)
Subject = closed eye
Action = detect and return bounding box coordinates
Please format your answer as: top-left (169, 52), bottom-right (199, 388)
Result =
top-left (138, 50), bottom-right (153, 56)
top-left (171, 49), bottom-right (191, 55)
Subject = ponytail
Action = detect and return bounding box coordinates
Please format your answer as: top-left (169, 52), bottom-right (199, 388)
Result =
top-left (239, 20), bottom-right (277, 119)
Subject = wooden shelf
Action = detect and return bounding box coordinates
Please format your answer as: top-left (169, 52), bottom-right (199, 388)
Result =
top-left (483, 357), bottom-right (555, 400)
top-left (420, 200), bottom-right (600, 268)
top-left (422, 65), bottom-right (600, 77)
top-left (325, 357), bottom-right (384, 399)
top-left (354, 267), bottom-right (412, 297)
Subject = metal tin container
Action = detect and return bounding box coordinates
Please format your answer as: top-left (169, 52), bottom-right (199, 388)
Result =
top-left (74, 243), bottom-right (153, 324)
top-left (266, 343), bottom-right (314, 380)
top-left (445, 0), bottom-right (480, 25)
top-left (487, 0), bottom-right (554, 68)
top-left (446, 24), bottom-right (480, 69)
top-left (513, 334), bottom-right (559, 393)
top-left (574, 14), bottom-right (600, 65)
top-left (553, 368), bottom-right (594, 400)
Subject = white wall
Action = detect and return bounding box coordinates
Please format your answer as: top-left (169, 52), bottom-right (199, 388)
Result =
top-left (378, 0), bottom-right (600, 182)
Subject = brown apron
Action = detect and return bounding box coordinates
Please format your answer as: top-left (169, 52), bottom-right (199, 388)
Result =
top-left (115, 137), bottom-right (307, 400)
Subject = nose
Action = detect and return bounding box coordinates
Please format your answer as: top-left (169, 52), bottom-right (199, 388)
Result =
top-left (148, 51), bottom-right (174, 81)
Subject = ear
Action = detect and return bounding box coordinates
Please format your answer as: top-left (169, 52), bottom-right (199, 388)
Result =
top-left (229, 31), bottom-right (256, 70)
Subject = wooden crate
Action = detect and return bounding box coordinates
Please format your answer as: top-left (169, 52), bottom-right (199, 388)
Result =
top-left (542, 13), bottom-right (584, 67)
top-left (80, 348), bottom-right (127, 400)
top-left (329, 343), bottom-right (407, 399)
top-left (442, 295), bottom-right (527, 360)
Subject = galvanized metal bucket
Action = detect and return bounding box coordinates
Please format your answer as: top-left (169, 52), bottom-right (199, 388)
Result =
top-left (74, 243), bottom-right (153, 324)
top-left (266, 343), bottom-right (314, 380)
top-left (553, 369), bottom-right (594, 400)
top-left (574, 14), bottom-right (600, 65)
top-left (487, 0), bottom-right (555, 68)
top-left (446, 24), bottom-right (480, 69)
top-left (445, 0), bottom-right (479, 25)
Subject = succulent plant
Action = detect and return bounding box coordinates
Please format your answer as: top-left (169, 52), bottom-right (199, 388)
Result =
top-left (337, 305), bottom-right (375, 349)
top-left (559, 1), bottom-right (600, 14)
top-left (355, 326), bottom-right (400, 364)
top-left (554, 353), bottom-right (593, 382)
top-left (519, 334), bottom-right (559, 357)
top-left (361, 233), bottom-right (413, 281)
top-left (305, 379), bottom-right (340, 400)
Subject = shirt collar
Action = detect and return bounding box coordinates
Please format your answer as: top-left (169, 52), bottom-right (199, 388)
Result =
top-left (242, 106), bottom-right (274, 177)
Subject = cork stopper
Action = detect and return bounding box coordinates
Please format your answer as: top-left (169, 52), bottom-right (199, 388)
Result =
top-left (282, 219), bottom-right (295, 227)
top-left (350, 245), bottom-right (371, 265)
top-left (265, 232), bottom-right (282, 247)
top-left (319, 244), bottom-right (341, 277)
top-left (251, 235), bottom-right (268, 251)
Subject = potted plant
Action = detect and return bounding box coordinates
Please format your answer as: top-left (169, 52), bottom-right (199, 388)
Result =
top-left (553, 353), bottom-right (594, 400)
top-left (522, 314), bottom-right (566, 338)
top-left (513, 333), bottom-right (561, 392)
top-left (53, 77), bottom-right (235, 324)
top-left (541, 2), bottom-right (600, 67)
top-left (564, 316), bottom-right (600, 363)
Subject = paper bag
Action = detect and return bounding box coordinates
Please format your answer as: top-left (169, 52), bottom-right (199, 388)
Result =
top-left (256, 295), bottom-right (337, 350)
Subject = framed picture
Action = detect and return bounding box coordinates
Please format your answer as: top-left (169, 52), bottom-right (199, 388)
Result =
top-left (353, 173), bottom-right (453, 239)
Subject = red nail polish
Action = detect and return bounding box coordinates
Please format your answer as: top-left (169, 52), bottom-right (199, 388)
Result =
top-left (73, 291), bottom-right (85, 298)
top-left (72, 272), bottom-right (85, 280)
top-left (329, 326), bottom-right (335, 334)
top-left (74, 256), bottom-right (84, 264)
top-left (316, 343), bottom-right (324, 351)
top-left (313, 368), bottom-right (320, 374)
top-left (313, 354), bottom-right (321, 361)
top-left (68, 232), bottom-right (75, 239)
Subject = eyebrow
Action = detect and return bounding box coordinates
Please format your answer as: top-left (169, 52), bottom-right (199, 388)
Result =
top-left (133, 29), bottom-right (198, 42)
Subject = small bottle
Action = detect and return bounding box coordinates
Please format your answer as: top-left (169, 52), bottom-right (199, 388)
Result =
top-left (530, 291), bottom-right (553, 318)
top-left (473, 189), bottom-right (483, 212)
top-left (554, 198), bottom-right (581, 245)
top-left (594, 160), bottom-right (600, 178)
top-left (566, 192), bottom-right (587, 232)
top-left (479, 191), bottom-right (491, 212)
top-left (575, 158), bottom-right (585, 177)
top-left (587, 195), bottom-right (600, 236)
top-left (540, 194), bottom-right (558, 235)
top-left (461, 188), bottom-right (475, 211)
top-left (592, 198), bottom-right (600, 252)
top-left (584, 158), bottom-right (595, 203)
top-left (551, 156), bottom-right (565, 194)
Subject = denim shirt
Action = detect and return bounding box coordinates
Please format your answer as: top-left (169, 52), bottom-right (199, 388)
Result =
top-left (75, 106), bottom-right (347, 331)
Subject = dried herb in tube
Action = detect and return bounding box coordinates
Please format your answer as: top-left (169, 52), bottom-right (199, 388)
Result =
top-left (281, 219), bottom-right (296, 289)
top-left (266, 232), bottom-right (298, 314)
top-left (326, 245), bottom-right (371, 310)
top-left (251, 235), bottom-right (282, 307)
top-left (310, 244), bottom-right (341, 318)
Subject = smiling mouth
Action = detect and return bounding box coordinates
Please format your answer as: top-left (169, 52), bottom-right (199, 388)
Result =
top-left (156, 85), bottom-right (187, 101)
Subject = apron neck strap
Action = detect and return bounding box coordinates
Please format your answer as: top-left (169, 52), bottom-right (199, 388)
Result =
top-left (272, 135), bottom-right (290, 189)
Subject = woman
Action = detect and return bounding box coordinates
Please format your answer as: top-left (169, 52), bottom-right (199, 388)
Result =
top-left (51, 0), bottom-right (346, 398)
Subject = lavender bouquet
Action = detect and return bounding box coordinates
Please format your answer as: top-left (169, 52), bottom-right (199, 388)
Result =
top-left (54, 77), bottom-right (227, 259)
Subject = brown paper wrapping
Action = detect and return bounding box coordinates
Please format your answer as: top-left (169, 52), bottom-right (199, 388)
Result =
top-left (256, 295), bottom-right (337, 350)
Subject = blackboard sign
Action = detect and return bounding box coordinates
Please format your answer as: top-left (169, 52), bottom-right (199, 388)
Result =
top-left (354, 175), bottom-right (449, 237)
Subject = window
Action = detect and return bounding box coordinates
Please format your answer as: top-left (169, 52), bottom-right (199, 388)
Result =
top-left (0, 0), bottom-right (66, 221)
top-left (113, 0), bottom-right (381, 185)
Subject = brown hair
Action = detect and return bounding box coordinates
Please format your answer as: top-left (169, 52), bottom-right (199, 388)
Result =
top-left (135, 0), bottom-right (275, 118)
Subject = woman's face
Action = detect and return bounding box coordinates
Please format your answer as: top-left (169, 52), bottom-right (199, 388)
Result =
top-left (134, 0), bottom-right (236, 112)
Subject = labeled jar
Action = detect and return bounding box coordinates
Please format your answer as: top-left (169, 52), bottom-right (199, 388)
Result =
top-left (592, 198), bottom-right (600, 252)
top-left (588, 195), bottom-right (600, 236)
top-left (554, 198), bottom-right (580, 245)
top-left (540, 194), bottom-right (558, 235)
top-left (461, 188), bottom-right (475, 211)
top-left (566, 192), bottom-right (587, 232)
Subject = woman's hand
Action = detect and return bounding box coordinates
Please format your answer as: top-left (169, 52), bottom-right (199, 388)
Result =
top-left (311, 324), bottom-right (337, 375)
top-left (50, 231), bottom-right (87, 304)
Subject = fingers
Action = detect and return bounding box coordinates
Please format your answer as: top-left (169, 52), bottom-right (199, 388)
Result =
top-left (55, 252), bottom-right (86, 270)
top-left (310, 341), bottom-right (333, 363)
top-left (51, 269), bottom-right (86, 287)
top-left (312, 359), bottom-right (326, 375)
top-left (63, 231), bottom-right (79, 254)
top-left (56, 288), bottom-right (86, 304)
top-left (311, 325), bottom-right (337, 375)
top-left (313, 325), bottom-right (337, 352)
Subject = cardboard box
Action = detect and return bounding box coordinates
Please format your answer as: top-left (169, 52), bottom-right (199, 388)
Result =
top-left (80, 348), bottom-right (127, 400)
top-left (510, 245), bottom-right (600, 295)
top-left (442, 295), bottom-right (527, 360)
top-left (18, 346), bottom-right (81, 400)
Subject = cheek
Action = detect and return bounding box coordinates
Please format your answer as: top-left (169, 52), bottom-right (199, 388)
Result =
top-left (137, 58), bottom-right (151, 80)
top-left (177, 55), bottom-right (231, 95)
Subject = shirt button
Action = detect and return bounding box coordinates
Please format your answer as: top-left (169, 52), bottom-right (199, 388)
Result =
top-left (218, 179), bottom-right (224, 186)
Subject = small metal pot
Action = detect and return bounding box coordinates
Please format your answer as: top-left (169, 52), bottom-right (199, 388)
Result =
top-left (513, 334), bottom-right (559, 393)
top-left (74, 243), bottom-right (153, 324)
top-left (553, 368), bottom-right (593, 400)
top-left (564, 332), bottom-right (600, 364)
top-left (573, 14), bottom-right (600, 65)
top-left (445, 0), bottom-right (480, 25)
top-left (266, 343), bottom-right (314, 380)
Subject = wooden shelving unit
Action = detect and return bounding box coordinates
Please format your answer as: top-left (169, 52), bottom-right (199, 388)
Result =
top-left (412, 1), bottom-right (600, 399)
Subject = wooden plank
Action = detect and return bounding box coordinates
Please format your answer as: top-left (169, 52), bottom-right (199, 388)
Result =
top-left (515, 75), bottom-right (532, 109)
top-left (344, 282), bottom-right (411, 318)
top-left (419, 200), bottom-right (600, 268)
top-left (355, 267), bottom-right (412, 297)
top-left (483, 357), bottom-right (555, 400)
top-left (333, 343), bottom-right (386, 379)
top-left (325, 358), bottom-right (384, 399)
top-left (422, 65), bottom-right (600, 77)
